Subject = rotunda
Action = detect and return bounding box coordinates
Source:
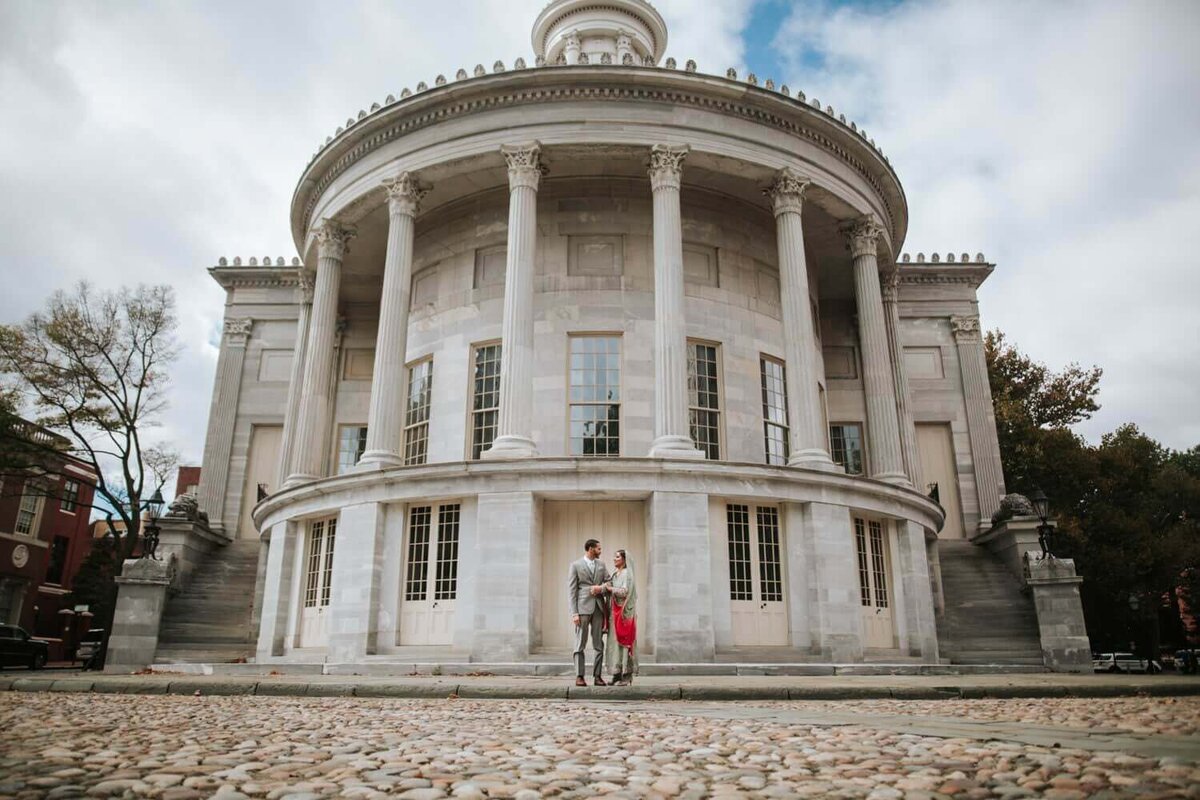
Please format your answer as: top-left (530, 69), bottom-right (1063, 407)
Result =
top-left (196, 0), bottom-right (1009, 667)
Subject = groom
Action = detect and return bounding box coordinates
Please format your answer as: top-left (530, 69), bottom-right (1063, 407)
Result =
top-left (567, 538), bottom-right (609, 686)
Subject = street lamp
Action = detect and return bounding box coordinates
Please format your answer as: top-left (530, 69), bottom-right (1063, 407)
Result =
top-left (140, 488), bottom-right (165, 560)
top-left (1030, 487), bottom-right (1054, 559)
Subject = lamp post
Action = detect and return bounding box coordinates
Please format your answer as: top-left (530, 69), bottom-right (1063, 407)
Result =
top-left (1030, 487), bottom-right (1054, 559)
top-left (140, 488), bottom-right (165, 560)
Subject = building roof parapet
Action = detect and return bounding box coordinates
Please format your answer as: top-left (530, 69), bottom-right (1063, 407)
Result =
top-left (209, 259), bottom-right (305, 291)
top-left (896, 253), bottom-right (994, 289)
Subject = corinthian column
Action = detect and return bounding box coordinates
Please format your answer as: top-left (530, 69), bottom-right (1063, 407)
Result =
top-left (276, 270), bottom-right (314, 485)
top-left (843, 217), bottom-right (908, 485)
top-left (285, 220), bottom-right (354, 487)
top-left (648, 144), bottom-right (704, 459)
top-left (483, 143), bottom-right (542, 460)
top-left (882, 268), bottom-right (922, 488)
top-left (766, 169), bottom-right (837, 471)
top-left (197, 317), bottom-right (252, 530)
top-left (359, 173), bottom-right (428, 467)
top-left (952, 314), bottom-right (1005, 528)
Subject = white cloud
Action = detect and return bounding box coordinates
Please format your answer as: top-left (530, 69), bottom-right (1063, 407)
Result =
top-left (772, 0), bottom-right (1200, 449)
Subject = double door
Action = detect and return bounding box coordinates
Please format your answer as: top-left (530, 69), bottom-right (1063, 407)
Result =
top-left (399, 503), bottom-right (461, 646)
top-left (299, 517), bottom-right (337, 648)
top-left (854, 516), bottom-right (895, 648)
top-left (726, 504), bottom-right (789, 646)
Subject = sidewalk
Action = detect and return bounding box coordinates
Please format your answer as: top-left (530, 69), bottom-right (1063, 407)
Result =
top-left (4, 670), bottom-right (1200, 701)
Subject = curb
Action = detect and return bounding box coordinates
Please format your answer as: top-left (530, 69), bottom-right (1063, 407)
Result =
top-left (3, 678), bottom-right (1200, 701)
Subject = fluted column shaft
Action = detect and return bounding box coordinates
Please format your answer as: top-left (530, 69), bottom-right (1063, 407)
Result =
top-left (952, 315), bottom-right (1005, 527)
top-left (845, 218), bottom-right (908, 485)
top-left (197, 317), bottom-right (252, 530)
top-left (882, 269), bottom-right (922, 488)
top-left (276, 275), bottom-right (313, 485)
top-left (360, 174), bottom-right (427, 467)
top-left (767, 169), bottom-right (837, 471)
top-left (648, 145), bottom-right (704, 459)
top-left (483, 143), bottom-right (541, 459)
top-left (285, 220), bottom-right (353, 486)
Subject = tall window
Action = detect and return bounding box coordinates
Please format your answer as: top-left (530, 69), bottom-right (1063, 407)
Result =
top-left (15, 489), bottom-right (42, 536)
top-left (336, 425), bottom-right (368, 474)
top-left (687, 341), bottom-right (722, 459)
top-left (760, 357), bottom-right (789, 466)
top-left (569, 335), bottom-right (621, 457)
top-left (830, 423), bottom-right (865, 475)
top-left (60, 479), bottom-right (80, 513)
top-left (470, 343), bottom-right (502, 459)
top-left (404, 359), bottom-right (433, 465)
top-left (303, 517), bottom-right (337, 609)
top-left (854, 517), bottom-right (889, 609)
top-left (45, 536), bottom-right (69, 585)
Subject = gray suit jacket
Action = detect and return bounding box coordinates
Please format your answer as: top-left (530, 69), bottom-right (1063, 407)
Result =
top-left (567, 557), bottom-right (609, 617)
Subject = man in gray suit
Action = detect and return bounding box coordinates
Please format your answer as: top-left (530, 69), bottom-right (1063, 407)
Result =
top-left (568, 538), bottom-right (610, 686)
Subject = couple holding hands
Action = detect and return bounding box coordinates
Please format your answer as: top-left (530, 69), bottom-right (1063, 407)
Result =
top-left (567, 538), bottom-right (638, 686)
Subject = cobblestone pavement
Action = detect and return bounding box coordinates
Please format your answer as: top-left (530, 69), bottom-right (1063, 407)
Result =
top-left (1, 694), bottom-right (1198, 799)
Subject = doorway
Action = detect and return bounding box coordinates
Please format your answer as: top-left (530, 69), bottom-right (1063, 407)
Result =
top-left (398, 503), bottom-right (461, 646)
top-left (725, 504), bottom-right (789, 646)
top-left (238, 425), bottom-right (282, 540)
top-left (916, 423), bottom-right (965, 539)
top-left (854, 516), bottom-right (896, 649)
top-left (298, 516), bottom-right (336, 648)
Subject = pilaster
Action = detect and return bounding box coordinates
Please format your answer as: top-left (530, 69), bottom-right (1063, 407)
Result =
top-left (802, 501), bottom-right (864, 660)
top-left (483, 144), bottom-right (542, 460)
top-left (327, 501), bottom-right (387, 661)
top-left (197, 317), bottom-right (252, 531)
top-left (766, 169), bottom-right (837, 471)
top-left (647, 490), bottom-right (715, 660)
top-left (470, 492), bottom-right (536, 660)
top-left (648, 144), bottom-right (705, 459)
top-left (844, 217), bottom-right (908, 486)
top-left (360, 173), bottom-right (428, 467)
top-left (952, 314), bottom-right (1005, 527)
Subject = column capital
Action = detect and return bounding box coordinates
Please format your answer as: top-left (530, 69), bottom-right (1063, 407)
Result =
top-left (765, 168), bottom-right (811, 217)
top-left (648, 144), bottom-right (689, 192)
top-left (297, 269), bottom-right (316, 304)
top-left (841, 216), bottom-right (885, 260)
top-left (314, 219), bottom-right (356, 261)
top-left (501, 142), bottom-right (544, 191)
top-left (880, 267), bottom-right (900, 303)
top-left (950, 314), bottom-right (982, 342)
top-left (382, 172), bottom-right (429, 217)
top-left (223, 317), bottom-right (253, 346)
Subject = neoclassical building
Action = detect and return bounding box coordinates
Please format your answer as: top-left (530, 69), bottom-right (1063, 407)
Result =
top-left (196, 0), bottom-right (1008, 667)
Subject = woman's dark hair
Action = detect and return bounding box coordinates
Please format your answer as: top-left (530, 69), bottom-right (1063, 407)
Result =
top-left (616, 549), bottom-right (626, 559)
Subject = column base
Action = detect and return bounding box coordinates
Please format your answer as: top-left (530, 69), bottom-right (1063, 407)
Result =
top-left (872, 470), bottom-right (913, 488)
top-left (788, 450), bottom-right (843, 472)
top-left (356, 450), bottom-right (402, 469)
top-left (648, 435), bottom-right (706, 460)
top-left (282, 473), bottom-right (317, 490)
top-left (481, 435), bottom-right (539, 460)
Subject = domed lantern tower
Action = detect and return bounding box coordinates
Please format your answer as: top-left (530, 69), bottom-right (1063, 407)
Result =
top-left (190, 0), bottom-right (1018, 672)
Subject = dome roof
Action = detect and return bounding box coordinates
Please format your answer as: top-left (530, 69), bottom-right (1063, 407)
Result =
top-left (531, 0), bottom-right (668, 65)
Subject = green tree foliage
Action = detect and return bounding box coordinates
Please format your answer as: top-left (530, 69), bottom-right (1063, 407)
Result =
top-left (985, 331), bottom-right (1200, 650)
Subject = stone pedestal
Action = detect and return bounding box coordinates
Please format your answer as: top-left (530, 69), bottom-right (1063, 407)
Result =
top-left (1024, 553), bottom-right (1092, 673)
top-left (104, 554), bottom-right (177, 673)
top-left (647, 491), bottom-right (714, 661)
top-left (156, 515), bottom-right (228, 592)
top-left (972, 515), bottom-right (1046, 582)
top-left (470, 492), bottom-right (537, 660)
top-left (327, 502), bottom-right (387, 661)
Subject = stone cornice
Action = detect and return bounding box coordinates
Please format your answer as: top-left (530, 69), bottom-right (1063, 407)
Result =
top-left (897, 262), bottom-right (994, 290)
top-left (290, 68), bottom-right (906, 254)
top-left (208, 265), bottom-right (304, 291)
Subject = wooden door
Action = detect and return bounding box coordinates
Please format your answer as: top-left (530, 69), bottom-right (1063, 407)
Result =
top-left (854, 517), bottom-right (895, 649)
top-left (916, 423), bottom-right (965, 539)
top-left (540, 501), bottom-right (646, 652)
top-left (727, 504), bottom-right (789, 646)
top-left (298, 517), bottom-right (337, 648)
top-left (238, 425), bottom-right (282, 540)
top-left (399, 503), bottom-right (461, 646)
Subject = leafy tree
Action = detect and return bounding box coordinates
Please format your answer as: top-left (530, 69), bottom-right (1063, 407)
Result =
top-left (0, 282), bottom-right (179, 560)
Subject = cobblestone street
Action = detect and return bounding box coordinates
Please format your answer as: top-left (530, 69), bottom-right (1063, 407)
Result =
top-left (1, 694), bottom-right (1199, 798)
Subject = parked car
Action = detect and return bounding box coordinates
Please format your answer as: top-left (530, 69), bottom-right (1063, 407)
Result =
top-left (1176, 649), bottom-right (1198, 675)
top-left (0, 624), bottom-right (49, 670)
top-left (76, 628), bottom-right (106, 671)
top-left (1092, 651), bottom-right (1162, 674)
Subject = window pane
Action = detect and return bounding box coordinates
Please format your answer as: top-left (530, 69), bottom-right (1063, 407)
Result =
top-left (854, 517), bottom-right (871, 607)
top-left (756, 507), bottom-right (782, 602)
top-left (471, 345), bottom-right (502, 458)
top-left (404, 359), bottom-right (433, 466)
top-left (726, 504), bottom-right (752, 601)
top-left (687, 343), bottom-right (721, 458)
top-left (338, 426), bottom-right (368, 474)
top-left (434, 504), bottom-right (460, 601)
top-left (304, 521), bottom-right (325, 608)
top-left (61, 480), bottom-right (80, 513)
top-left (869, 520), bottom-right (889, 608)
top-left (760, 358), bottom-right (789, 465)
top-left (831, 424), bottom-right (864, 475)
top-left (569, 336), bottom-right (621, 457)
top-left (405, 507), bottom-right (432, 601)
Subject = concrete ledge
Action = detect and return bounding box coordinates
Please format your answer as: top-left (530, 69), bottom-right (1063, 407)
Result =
top-left (787, 685), bottom-right (891, 700)
top-left (683, 685), bottom-right (789, 701)
top-left (91, 678), bottom-right (170, 695)
top-left (355, 683), bottom-right (458, 698)
top-left (167, 680), bottom-right (256, 696)
top-left (304, 683), bottom-right (357, 697)
top-left (49, 679), bottom-right (95, 693)
top-left (459, 684), bottom-right (568, 699)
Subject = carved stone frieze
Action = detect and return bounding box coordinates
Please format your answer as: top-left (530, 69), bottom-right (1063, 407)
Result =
top-left (950, 314), bottom-right (982, 342)
top-left (648, 144), bottom-right (689, 192)
top-left (841, 216), bottom-right (885, 260)
top-left (314, 219), bottom-right (356, 261)
top-left (382, 172), bottom-right (430, 217)
top-left (501, 142), bottom-right (544, 191)
top-left (764, 167), bottom-right (810, 217)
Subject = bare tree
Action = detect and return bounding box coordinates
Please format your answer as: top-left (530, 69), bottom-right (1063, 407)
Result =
top-left (0, 282), bottom-right (179, 562)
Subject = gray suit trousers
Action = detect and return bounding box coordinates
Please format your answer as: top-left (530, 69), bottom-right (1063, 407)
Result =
top-left (573, 609), bottom-right (606, 679)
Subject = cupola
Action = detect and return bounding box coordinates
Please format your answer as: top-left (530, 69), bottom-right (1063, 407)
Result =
top-left (531, 0), bottom-right (668, 65)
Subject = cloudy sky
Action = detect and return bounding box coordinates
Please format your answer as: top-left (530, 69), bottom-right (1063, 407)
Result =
top-left (1, 0), bottom-right (1197, 470)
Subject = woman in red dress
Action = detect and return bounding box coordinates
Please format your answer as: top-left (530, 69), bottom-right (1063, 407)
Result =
top-left (604, 549), bottom-right (637, 685)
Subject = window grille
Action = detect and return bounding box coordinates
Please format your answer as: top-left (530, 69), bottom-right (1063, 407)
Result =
top-left (687, 341), bottom-right (721, 459)
top-left (755, 507), bottom-right (783, 602)
top-left (434, 504), bottom-right (461, 600)
top-left (403, 359), bottom-right (433, 465)
top-left (830, 423), bottom-right (865, 475)
top-left (405, 506), bottom-right (432, 601)
top-left (61, 480), bottom-right (80, 513)
top-left (569, 336), bottom-right (621, 456)
top-left (337, 426), bottom-right (368, 474)
top-left (760, 357), bottom-right (789, 465)
top-left (726, 504), bottom-right (752, 601)
top-left (470, 343), bottom-right (502, 459)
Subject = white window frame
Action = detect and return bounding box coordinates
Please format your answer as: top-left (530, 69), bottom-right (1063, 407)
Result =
top-left (467, 341), bottom-right (502, 460)
top-left (759, 355), bottom-right (789, 466)
top-left (567, 334), bottom-right (622, 457)
top-left (335, 424), bottom-right (368, 475)
top-left (687, 339), bottom-right (724, 460)
top-left (830, 421), bottom-right (866, 476)
top-left (403, 357), bottom-right (434, 466)
top-left (14, 487), bottom-right (44, 537)
top-left (60, 479), bottom-right (80, 514)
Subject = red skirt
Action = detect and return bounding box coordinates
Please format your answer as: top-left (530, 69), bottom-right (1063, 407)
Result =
top-left (613, 600), bottom-right (637, 648)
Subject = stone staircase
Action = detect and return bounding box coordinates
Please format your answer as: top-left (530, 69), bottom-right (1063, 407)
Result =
top-left (155, 540), bottom-right (261, 664)
top-left (936, 540), bottom-right (1046, 667)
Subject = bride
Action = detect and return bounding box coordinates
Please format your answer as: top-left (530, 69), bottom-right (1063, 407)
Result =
top-left (604, 549), bottom-right (638, 685)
